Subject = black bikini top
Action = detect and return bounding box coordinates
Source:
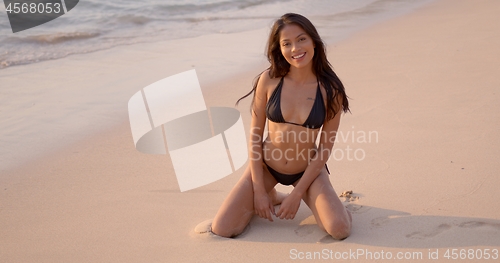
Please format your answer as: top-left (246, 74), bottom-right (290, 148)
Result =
top-left (266, 77), bottom-right (326, 129)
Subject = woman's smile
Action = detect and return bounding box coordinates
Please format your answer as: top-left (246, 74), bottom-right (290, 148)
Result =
top-left (292, 52), bottom-right (306, 60)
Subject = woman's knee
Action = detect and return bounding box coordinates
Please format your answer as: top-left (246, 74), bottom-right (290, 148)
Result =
top-left (323, 217), bottom-right (351, 240)
top-left (211, 220), bottom-right (243, 238)
top-left (211, 226), bottom-right (235, 238)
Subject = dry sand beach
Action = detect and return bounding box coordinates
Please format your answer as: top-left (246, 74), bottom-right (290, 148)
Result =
top-left (1, 0), bottom-right (500, 262)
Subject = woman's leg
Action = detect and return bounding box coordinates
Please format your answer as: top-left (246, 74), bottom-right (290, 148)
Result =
top-left (211, 164), bottom-right (278, 238)
top-left (300, 167), bottom-right (352, 240)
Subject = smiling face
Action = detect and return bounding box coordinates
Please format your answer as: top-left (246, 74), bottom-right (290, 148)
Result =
top-left (279, 24), bottom-right (315, 70)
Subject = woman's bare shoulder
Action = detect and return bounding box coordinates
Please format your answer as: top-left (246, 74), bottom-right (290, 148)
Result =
top-left (257, 69), bottom-right (281, 93)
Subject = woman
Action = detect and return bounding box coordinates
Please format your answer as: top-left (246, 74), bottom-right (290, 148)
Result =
top-left (211, 13), bottom-right (351, 239)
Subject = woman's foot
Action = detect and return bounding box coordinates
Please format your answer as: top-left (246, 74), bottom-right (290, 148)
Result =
top-left (269, 188), bottom-right (288, 205)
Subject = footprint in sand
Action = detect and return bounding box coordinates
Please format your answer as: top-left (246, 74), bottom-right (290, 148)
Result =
top-left (406, 220), bottom-right (500, 239)
top-left (318, 234), bottom-right (342, 244)
top-left (295, 225), bottom-right (344, 243)
top-left (345, 204), bottom-right (370, 214)
top-left (294, 224), bottom-right (316, 237)
top-left (371, 216), bottom-right (390, 228)
top-left (406, 223), bottom-right (452, 239)
top-left (458, 221), bottom-right (500, 230)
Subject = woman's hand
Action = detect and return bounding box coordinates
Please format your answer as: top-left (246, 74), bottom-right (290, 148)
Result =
top-left (253, 191), bottom-right (275, 222)
top-left (276, 192), bottom-right (302, 220)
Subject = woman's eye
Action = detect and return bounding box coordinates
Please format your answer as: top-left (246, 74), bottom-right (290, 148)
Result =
top-left (299, 37), bottom-right (306, 41)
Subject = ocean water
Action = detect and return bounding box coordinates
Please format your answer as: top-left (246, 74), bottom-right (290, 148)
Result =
top-left (0, 0), bottom-right (433, 70)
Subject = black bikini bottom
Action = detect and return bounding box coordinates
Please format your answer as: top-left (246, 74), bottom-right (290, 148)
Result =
top-left (264, 162), bottom-right (330, 186)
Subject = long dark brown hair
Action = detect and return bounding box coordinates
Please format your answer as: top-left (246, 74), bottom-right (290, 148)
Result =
top-left (237, 13), bottom-right (350, 120)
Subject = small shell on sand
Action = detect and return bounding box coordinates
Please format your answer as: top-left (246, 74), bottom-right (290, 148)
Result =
top-left (339, 190), bottom-right (353, 198)
top-left (340, 190), bottom-right (359, 202)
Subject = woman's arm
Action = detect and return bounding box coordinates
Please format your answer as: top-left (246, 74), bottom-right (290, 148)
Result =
top-left (248, 71), bottom-right (276, 221)
top-left (249, 71), bottom-right (268, 193)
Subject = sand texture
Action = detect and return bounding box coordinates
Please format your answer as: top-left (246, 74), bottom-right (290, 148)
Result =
top-left (1, 0), bottom-right (499, 262)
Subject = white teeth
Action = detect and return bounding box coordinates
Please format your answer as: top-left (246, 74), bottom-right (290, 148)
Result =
top-left (293, 53), bottom-right (305, 59)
